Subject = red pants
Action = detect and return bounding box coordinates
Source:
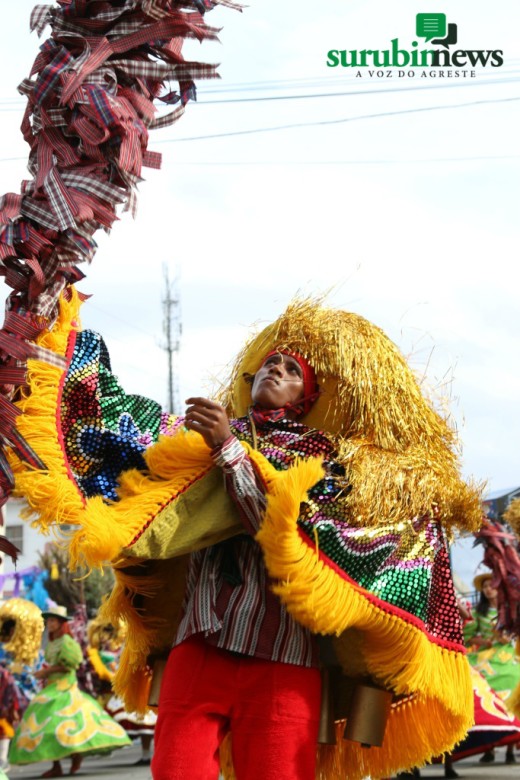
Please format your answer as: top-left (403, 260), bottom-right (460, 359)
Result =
top-left (151, 637), bottom-right (321, 780)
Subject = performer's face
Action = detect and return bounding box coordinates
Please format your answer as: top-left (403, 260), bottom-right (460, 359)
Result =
top-left (46, 616), bottom-right (62, 634)
top-left (251, 352), bottom-right (305, 411)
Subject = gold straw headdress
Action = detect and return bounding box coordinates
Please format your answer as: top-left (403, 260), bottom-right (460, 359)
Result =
top-left (220, 297), bottom-right (483, 531)
top-left (0, 598), bottom-right (44, 666)
top-left (87, 613), bottom-right (127, 651)
top-left (504, 498), bottom-right (520, 535)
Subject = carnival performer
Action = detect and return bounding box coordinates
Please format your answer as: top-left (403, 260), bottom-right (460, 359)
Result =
top-left (7, 294), bottom-right (484, 780)
top-left (464, 571), bottom-right (520, 764)
top-left (86, 615), bottom-right (125, 707)
top-left (88, 615), bottom-right (156, 766)
top-left (8, 605), bottom-right (131, 778)
top-left (0, 598), bottom-right (44, 772)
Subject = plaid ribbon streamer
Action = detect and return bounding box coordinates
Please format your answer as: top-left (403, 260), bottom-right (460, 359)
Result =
top-left (0, 0), bottom-right (240, 509)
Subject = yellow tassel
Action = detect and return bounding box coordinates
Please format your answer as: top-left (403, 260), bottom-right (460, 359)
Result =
top-left (86, 647), bottom-right (114, 682)
top-left (100, 556), bottom-right (189, 714)
top-left (8, 288), bottom-right (85, 531)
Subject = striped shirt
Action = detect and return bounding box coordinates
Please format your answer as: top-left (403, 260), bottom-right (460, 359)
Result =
top-left (173, 435), bottom-right (318, 667)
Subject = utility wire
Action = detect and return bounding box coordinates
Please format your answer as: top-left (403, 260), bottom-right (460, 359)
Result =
top-left (0, 67), bottom-right (520, 109)
top-left (0, 93), bottom-right (517, 161)
top-left (153, 95), bottom-right (520, 143)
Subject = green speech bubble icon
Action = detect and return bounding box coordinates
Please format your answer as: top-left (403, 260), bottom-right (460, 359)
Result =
top-left (416, 13), bottom-right (447, 42)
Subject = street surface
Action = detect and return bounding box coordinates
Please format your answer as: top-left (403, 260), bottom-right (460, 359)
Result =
top-left (400, 745), bottom-right (519, 780)
top-left (5, 741), bottom-right (151, 780)
top-left (3, 742), bottom-right (517, 779)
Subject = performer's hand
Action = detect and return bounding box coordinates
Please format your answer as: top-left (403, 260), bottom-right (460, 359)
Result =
top-left (184, 397), bottom-right (232, 449)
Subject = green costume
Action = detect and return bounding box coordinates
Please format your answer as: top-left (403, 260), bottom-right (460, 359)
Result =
top-left (465, 608), bottom-right (520, 714)
top-left (9, 634), bottom-right (130, 765)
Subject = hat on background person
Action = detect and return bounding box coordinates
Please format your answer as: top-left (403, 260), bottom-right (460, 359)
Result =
top-left (473, 571), bottom-right (493, 592)
top-left (41, 605), bottom-right (71, 621)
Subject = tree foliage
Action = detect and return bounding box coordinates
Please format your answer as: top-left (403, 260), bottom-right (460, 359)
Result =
top-left (38, 542), bottom-right (114, 617)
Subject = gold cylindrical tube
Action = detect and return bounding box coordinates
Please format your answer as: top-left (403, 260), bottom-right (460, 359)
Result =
top-left (147, 657), bottom-right (167, 707)
top-left (343, 682), bottom-right (392, 748)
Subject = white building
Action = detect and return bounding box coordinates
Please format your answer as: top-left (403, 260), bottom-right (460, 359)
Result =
top-left (1, 498), bottom-right (50, 598)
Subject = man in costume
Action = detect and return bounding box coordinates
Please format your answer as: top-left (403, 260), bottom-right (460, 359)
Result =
top-left (6, 293), bottom-right (483, 780)
top-left (152, 350), bottom-right (326, 779)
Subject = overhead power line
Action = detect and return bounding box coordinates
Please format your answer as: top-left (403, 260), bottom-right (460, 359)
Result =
top-left (0, 67), bottom-right (519, 110)
top-left (154, 95), bottom-right (520, 143)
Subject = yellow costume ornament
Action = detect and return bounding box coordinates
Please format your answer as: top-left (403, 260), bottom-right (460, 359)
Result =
top-left (0, 598), bottom-right (44, 671)
top-left (7, 292), bottom-right (483, 779)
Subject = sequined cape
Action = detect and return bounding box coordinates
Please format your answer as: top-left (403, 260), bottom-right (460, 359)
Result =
top-left (7, 293), bottom-right (474, 780)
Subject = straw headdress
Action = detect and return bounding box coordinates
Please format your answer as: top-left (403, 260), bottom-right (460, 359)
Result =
top-left (0, 598), bottom-right (44, 666)
top-left (220, 297), bottom-right (483, 531)
top-left (87, 614), bottom-right (127, 651)
top-left (504, 497), bottom-right (520, 535)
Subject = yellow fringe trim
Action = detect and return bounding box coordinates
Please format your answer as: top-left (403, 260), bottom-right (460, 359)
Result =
top-left (68, 431), bottom-right (216, 569)
top-left (68, 433), bottom-right (281, 570)
top-left (86, 647), bottom-right (114, 682)
top-left (100, 555), bottom-right (190, 714)
top-left (220, 691), bottom-right (473, 780)
top-left (252, 456), bottom-right (473, 776)
top-left (8, 289), bottom-right (85, 531)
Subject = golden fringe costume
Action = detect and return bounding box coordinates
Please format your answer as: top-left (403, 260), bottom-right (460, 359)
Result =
top-left (7, 290), bottom-right (484, 779)
top-left (86, 616), bottom-right (127, 707)
top-left (86, 616), bottom-right (157, 737)
top-left (504, 498), bottom-right (520, 532)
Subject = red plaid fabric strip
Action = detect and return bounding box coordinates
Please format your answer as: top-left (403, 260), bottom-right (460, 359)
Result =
top-left (9, 427), bottom-right (47, 470)
top-left (21, 198), bottom-right (62, 231)
top-left (0, 395), bottom-right (21, 426)
top-left (4, 311), bottom-right (47, 341)
top-left (26, 257), bottom-right (48, 299)
top-left (31, 344), bottom-right (67, 369)
top-left (61, 172), bottom-right (127, 206)
top-left (149, 104), bottom-right (185, 129)
top-left (0, 194), bottom-right (23, 222)
top-left (44, 168), bottom-right (80, 231)
top-left (0, 332), bottom-right (38, 363)
top-left (0, 448), bottom-right (15, 492)
top-left (30, 4), bottom-right (53, 36)
top-left (42, 126), bottom-right (82, 167)
top-left (0, 367), bottom-right (29, 385)
top-left (142, 150), bottom-right (162, 169)
top-left (33, 46), bottom-right (73, 104)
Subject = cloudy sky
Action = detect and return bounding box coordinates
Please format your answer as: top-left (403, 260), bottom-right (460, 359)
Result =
top-left (1, 1), bottom-right (519, 584)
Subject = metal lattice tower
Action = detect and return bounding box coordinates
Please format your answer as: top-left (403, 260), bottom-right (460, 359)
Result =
top-left (162, 266), bottom-right (182, 415)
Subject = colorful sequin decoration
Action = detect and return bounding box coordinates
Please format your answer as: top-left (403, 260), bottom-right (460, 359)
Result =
top-left (61, 330), bottom-right (179, 501)
top-left (231, 416), bottom-right (463, 645)
top-left (60, 333), bottom-right (462, 646)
